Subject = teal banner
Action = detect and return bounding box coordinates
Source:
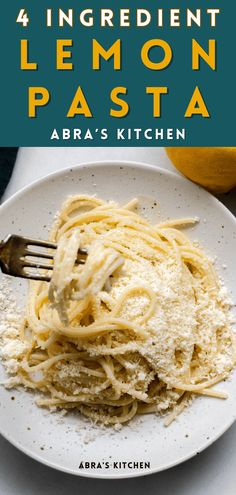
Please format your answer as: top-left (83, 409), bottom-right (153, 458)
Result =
top-left (1, 1), bottom-right (235, 146)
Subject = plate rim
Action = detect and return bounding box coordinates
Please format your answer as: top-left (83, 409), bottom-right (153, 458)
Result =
top-left (0, 160), bottom-right (235, 479)
top-left (1, 159), bottom-right (236, 226)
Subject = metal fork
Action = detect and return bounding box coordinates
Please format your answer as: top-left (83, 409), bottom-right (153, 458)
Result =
top-left (0, 235), bottom-right (87, 282)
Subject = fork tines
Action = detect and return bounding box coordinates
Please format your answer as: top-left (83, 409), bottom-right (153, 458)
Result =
top-left (18, 237), bottom-right (57, 281)
top-left (0, 235), bottom-right (87, 282)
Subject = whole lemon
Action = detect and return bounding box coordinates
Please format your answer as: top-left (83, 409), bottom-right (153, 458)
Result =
top-left (166, 147), bottom-right (236, 194)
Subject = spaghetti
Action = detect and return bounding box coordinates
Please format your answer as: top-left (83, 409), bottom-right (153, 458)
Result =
top-left (2, 195), bottom-right (235, 425)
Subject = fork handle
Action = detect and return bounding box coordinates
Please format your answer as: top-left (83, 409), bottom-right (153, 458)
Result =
top-left (0, 239), bottom-right (10, 274)
top-left (0, 243), bottom-right (5, 273)
top-left (0, 240), bottom-right (5, 254)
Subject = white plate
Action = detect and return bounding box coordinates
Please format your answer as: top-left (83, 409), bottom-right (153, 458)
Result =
top-left (0, 161), bottom-right (235, 479)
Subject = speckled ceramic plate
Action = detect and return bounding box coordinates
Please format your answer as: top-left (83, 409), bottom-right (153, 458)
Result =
top-left (0, 162), bottom-right (235, 479)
